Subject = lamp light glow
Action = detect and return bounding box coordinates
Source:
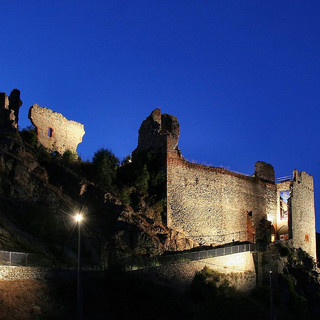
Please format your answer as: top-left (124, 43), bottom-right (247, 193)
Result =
top-left (75, 213), bottom-right (83, 223)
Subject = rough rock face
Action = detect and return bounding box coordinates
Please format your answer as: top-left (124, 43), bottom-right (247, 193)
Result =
top-left (0, 89), bottom-right (22, 133)
top-left (0, 130), bottom-right (196, 266)
top-left (0, 90), bottom-right (196, 266)
top-left (259, 242), bottom-right (320, 310)
top-left (112, 208), bottom-right (195, 259)
top-left (135, 108), bottom-right (180, 154)
top-left (29, 104), bottom-right (85, 155)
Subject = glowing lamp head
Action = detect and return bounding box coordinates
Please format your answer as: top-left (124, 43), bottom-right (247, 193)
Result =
top-left (74, 214), bottom-right (83, 223)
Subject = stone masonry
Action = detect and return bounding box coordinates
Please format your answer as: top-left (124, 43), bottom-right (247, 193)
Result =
top-left (135, 108), bottom-right (180, 155)
top-left (290, 170), bottom-right (317, 258)
top-left (167, 156), bottom-right (277, 246)
top-left (29, 104), bottom-right (85, 155)
top-left (136, 108), bottom-right (317, 262)
top-left (137, 252), bottom-right (256, 292)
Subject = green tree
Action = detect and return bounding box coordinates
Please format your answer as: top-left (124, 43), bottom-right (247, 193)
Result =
top-left (91, 148), bottom-right (119, 190)
top-left (20, 125), bottom-right (38, 146)
top-left (62, 149), bottom-right (78, 163)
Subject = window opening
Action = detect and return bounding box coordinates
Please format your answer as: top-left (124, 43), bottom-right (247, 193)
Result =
top-left (48, 128), bottom-right (53, 137)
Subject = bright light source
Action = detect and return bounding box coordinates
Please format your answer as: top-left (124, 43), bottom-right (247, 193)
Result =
top-left (74, 214), bottom-right (83, 223)
top-left (267, 214), bottom-right (273, 223)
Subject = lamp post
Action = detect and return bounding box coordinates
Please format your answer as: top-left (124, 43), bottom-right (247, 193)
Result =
top-left (74, 214), bottom-right (83, 320)
top-left (270, 270), bottom-right (274, 320)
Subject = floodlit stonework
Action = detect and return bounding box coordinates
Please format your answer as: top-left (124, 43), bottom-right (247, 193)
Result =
top-left (136, 109), bottom-right (317, 261)
top-left (137, 251), bottom-right (257, 291)
top-left (290, 170), bottom-right (317, 258)
top-left (29, 104), bottom-right (85, 155)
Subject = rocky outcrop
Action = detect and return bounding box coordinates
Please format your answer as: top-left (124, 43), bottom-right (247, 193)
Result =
top-left (0, 128), bottom-right (196, 267)
top-left (112, 208), bottom-right (196, 260)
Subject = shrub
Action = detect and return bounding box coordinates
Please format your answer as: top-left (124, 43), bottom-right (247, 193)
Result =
top-left (91, 148), bottom-right (119, 190)
top-left (20, 125), bottom-right (38, 146)
top-left (62, 149), bottom-right (78, 162)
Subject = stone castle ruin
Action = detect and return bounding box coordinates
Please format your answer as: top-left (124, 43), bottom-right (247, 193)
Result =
top-left (0, 89), bottom-right (85, 155)
top-left (0, 89), bottom-right (316, 271)
top-left (135, 109), bottom-right (317, 261)
top-left (29, 104), bottom-right (85, 155)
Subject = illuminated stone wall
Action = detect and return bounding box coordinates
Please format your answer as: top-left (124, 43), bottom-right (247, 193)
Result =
top-left (167, 151), bottom-right (277, 246)
top-left (275, 180), bottom-right (291, 239)
top-left (29, 104), bottom-right (85, 155)
top-left (0, 266), bottom-right (51, 280)
top-left (290, 170), bottom-right (317, 259)
top-left (137, 252), bottom-right (256, 291)
top-left (135, 109), bottom-right (317, 260)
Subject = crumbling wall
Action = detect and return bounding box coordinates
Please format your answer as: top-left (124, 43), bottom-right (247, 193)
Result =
top-left (290, 170), bottom-right (316, 260)
top-left (167, 151), bottom-right (277, 246)
top-left (135, 108), bottom-right (180, 155)
top-left (135, 109), bottom-right (316, 257)
top-left (29, 104), bottom-right (85, 155)
top-left (0, 89), bottom-right (22, 132)
top-left (254, 161), bottom-right (275, 183)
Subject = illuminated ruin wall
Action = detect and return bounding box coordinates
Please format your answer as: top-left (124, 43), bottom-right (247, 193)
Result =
top-left (29, 104), bottom-right (85, 155)
top-left (136, 108), bottom-right (317, 261)
top-left (290, 170), bottom-right (317, 258)
top-left (167, 151), bottom-right (277, 246)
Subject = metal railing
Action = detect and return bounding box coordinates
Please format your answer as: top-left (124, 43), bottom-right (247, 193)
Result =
top-left (276, 175), bottom-right (292, 183)
top-left (0, 250), bottom-right (39, 266)
top-left (123, 242), bottom-right (255, 271)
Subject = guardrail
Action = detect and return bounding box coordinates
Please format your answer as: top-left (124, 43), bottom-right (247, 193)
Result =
top-left (0, 250), bottom-right (39, 266)
top-left (276, 175), bottom-right (292, 183)
top-left (123, 242), bottom-right (255, 271)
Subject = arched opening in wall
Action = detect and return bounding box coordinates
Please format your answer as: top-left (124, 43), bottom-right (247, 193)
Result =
top-left (277, 225), bottom-right (289, 241)
top-left (305, 234), bottom-right (309, 242)
top-left (279, 190), bottom-right (289, 221)
top-left (47, 127), bottom-right (53, 137)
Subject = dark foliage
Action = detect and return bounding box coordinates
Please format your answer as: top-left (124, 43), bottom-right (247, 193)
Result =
top-left (20, 125), bottom-right (37, 146)
top-left (116, 150), bottom-right (166, 218)
top-left (91, 148), bottom-right (119, 190)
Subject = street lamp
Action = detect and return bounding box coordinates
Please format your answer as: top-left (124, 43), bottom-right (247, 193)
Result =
top-left (74, 213), bottom-right (83, 320)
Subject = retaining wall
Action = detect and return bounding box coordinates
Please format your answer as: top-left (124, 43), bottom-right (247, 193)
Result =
top-left (136, 251), bottom-right (256, 292)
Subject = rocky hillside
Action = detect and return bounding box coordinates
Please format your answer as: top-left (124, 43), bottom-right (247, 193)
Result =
top-left (0, 129), bottom-right (195, 267)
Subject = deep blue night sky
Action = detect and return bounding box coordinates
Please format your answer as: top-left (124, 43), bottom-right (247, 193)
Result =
top-left (1, 1), bottom-right (320, 230)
